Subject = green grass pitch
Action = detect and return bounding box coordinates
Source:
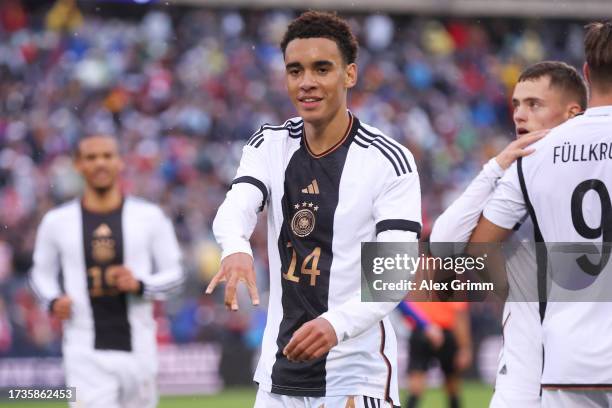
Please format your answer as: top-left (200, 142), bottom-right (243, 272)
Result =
top-left (0, 382), bottom-right (493, 407)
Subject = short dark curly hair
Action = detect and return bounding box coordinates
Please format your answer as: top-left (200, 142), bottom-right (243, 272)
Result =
top-left (280, 11), bottom-right (358, 65)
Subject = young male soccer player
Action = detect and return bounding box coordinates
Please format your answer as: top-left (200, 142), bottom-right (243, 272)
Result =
top-left (471, 22), bottom-right (612, 407)
top-left (431, 61), bottom-right (587, 407)
top-left (208, 11), bottom-right (422, 408)
top-left (30, 135), bottom-right (184, 408)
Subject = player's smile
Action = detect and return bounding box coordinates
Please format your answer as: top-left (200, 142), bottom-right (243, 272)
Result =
top-left (297, 95), bottom-right (323, 110)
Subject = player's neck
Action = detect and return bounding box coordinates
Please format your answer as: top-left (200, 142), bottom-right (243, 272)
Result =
top-left (588, 90), bottom-right (612, 109)
top-left (82, 185), bottom-right (123, 213)
top-left (303, 109), bottom-right (350, 155)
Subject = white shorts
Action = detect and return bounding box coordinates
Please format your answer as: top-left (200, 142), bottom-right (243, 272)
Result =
top-left (490, 303), bottom-right (542, 408)
top-left (542, 389), bottom-right (612, 408)
top-left (255, 389), bottom-right (396, 408)
top-left (489, 386), bottom-right (540, 408)
top-left (64, 347), bottom-right (157, 408)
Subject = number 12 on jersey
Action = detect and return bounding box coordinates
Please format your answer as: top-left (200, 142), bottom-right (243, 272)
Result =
top-left (283, 242), bottom-right (321, 286)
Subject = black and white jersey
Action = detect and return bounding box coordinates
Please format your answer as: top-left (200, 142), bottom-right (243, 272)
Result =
top-left (30, 197), bottom-right (184, 365)
top-left (484, 106), bottom-right (612, 387)
top-left (213, 112), bottom-right (421, 404)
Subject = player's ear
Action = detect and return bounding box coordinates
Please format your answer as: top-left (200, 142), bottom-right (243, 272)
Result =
top-left (344, 63), bottom-right (357, 89)
top-left (567, 103), bottom-right (582, 119)
top-left (583, 62), bottom-right (591, 86)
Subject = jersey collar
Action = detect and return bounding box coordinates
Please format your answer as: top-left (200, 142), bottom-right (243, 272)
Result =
top-left (584, 106), bottom-right (612, 117)
top-left (302, 111), bottom-right (360, 159)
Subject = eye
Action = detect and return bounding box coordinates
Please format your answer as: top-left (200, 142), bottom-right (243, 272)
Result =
top-left (317, 67), bottom-right (329, 74)
top-left (288, 68), bottom-right (300, 76)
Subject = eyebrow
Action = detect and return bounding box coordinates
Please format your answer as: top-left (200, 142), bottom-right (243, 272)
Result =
top-left (285, 60), bottom-right (335, 70)
top-left (512, 97), bottom-right (544, 106)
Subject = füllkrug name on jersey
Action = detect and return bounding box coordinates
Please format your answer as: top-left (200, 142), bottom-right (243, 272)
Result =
top-left (553, 141), bottom-right (612, 164)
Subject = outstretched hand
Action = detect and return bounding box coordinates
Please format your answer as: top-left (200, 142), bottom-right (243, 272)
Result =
top-left (205, 252), bottom-right (260, 311)
top-left (495, 129), bottom-right (548, 170)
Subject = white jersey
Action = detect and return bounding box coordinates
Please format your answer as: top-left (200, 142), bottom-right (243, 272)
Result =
top-left (431, 158), bottom-right (541, 406)
top-left (484, 106), bottom-right (612, 387)
top-left (213, 112), bottom-right (421, 405)
top-left (30, 196), bottom-right (184, 368)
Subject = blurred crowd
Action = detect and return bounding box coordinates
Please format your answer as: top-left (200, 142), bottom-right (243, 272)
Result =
top-left (0, 0), bottom-right (587, 356)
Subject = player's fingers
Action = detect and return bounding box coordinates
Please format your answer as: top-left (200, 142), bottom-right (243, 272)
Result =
top-left (307, 343), bottom-right (331, 361)
top-left (246, 270), bottom-right (260, 306)
top-left (516, 130), bottom-right (548, 147)
top-left (224, 273), bottom-right (240, 310)
top-left (205, 268), bottom-right (226, 294)
top-left (294, 336), bottom-right (326, 361)
top-left (284, 324), bottom-right (311, 357)
top-left (516, 148), bottom-right (536, 157)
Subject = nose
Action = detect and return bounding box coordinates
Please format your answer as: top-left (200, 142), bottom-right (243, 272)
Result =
top-left (299, 70), bottom-right (317, 92)
top-left (513, 104), bottom-right (527, 126)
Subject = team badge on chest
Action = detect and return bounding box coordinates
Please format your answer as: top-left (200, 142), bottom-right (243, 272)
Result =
top-left (292, 206), bottom-right (316, 237)
top-left (92, 223), bottom-right (116, 263)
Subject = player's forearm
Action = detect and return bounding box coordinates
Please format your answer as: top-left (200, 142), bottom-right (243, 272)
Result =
top-left (453, 310), bottom-right (472, 351)
top-left (29, 218), bottom-right (62, 310)
top-left (141, 266), bottom-right (184, 300)
top-left (29, 271), bottom-right (62, 311)
top-left (430, 158), bottom-right (505, 245)
top-left (213, 183), bottom-right (262, 260)
top-left (322, 230), bottom-right (418, 342)
top-left (320, 299), bottom-right (398, 343)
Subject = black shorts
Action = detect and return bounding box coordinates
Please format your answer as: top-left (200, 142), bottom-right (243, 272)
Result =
top-left (408, 328), bottom-right (458, 376)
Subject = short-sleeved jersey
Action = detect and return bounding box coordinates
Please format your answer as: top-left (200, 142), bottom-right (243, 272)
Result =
top-left (484, 106), bottom-right (612, 387)
top-left (230, 112), bottom-right (421, 403)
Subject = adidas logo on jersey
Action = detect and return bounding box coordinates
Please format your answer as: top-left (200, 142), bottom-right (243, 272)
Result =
top-left (93, 223), bottom-right (112, 238)
top-left (499, 364), bottom-right (507, 375)
top-left (301, 179), bottom-right (319, 194)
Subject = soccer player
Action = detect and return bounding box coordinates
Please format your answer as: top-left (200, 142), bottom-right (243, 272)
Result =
top-left (430, 61), bottom-right (587, 408)
top-left (29, 134), bottom-right (184, 408)
top-left (470, 21), bottom-right (612, 407)
top-left (208, 11), bottom-right (421, 408)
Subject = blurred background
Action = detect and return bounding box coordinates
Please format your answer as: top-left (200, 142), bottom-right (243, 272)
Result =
top-left (0, 0), bottom-right (609, 406)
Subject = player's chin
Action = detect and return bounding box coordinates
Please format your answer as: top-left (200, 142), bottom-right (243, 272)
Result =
top-left (297, 108), bottom-right (328, 125)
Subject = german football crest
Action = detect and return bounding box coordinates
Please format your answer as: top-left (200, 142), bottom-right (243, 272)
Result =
top-left (291, 206), bottom-right (316, 237)
top-left (92, 223), bottom-right (116, 263)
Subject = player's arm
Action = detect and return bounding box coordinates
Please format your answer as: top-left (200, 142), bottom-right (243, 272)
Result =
top-left (467, 162), bottom-right (528, 294)
top-left (452, 304), bottom-right (473, 371)
top-left (207, 140), bottom-right (270, 310)
top-left (285, 151), bottom-right (422, 362)
top-left (140, 209), bottom-right (184, 299)
top-left (469, 161), bottom-right (528, 244)
top-left (431, 130), bottom-right (546, 247)
top-left (29, 214), bottom-right (71, 320)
